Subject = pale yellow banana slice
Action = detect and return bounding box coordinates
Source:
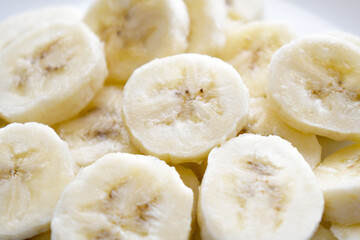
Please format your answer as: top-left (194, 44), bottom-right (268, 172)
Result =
top-left (315, 143), bottom-right (360, 225)
top-left (184, 0), bottom-right (226, 55)
top-left (268, 35), bottom-right (360, 141)
top-left (331, 224), bottom-right (360, 240)
top-left (122, 54), bottom-right (249, 164)
top-left (243, 97), bottom-right (321, 168)
top-left (175, 165), bottom-right (200, 237)
top-left (55, 85), bottom-right (139, 168)
top-left (0, 122), bottom-right (75, 239)
top-left (225, 0), bottom-right (264, 23)
top-left (0, 6), bottom-right (81, 52)
top-left (312, 225), bottom-right (337, 240)
top-left (84, 0), bottom-right (189, 82)
top-left (0, 21), bottom-right (107, 126)
top-left (218, 21), bottom-right (296, 97)
top-left (51, 153), bottom-right (193, 240)
top-left (198, 134), bottom-right (324, 240)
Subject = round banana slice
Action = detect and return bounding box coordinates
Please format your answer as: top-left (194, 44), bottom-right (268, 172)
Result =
top-left (314, 143), bottom-right (360, 225)
top-left (0, 6), bottom-right (81, 52)
top-left (184, 0), bottom-right (227, 55)
top-left (224, 0), bottom-right (264, 24)
top-left (84, 0), bottom-right (189, 82)
top-left (198, 134), bottom-right (324, 240)
top-left (122, 53), bottom-right (249, 164)
top-left (331, 224), bottom-right (360, 240)
top-left (51, 153), bottom-right (193, 240)
top-left (0, 21), bottom-right (107, 125)
top-left (0, 122), bottom-right (75, 239)
top-left (268, 35), bottom-right (360, 141)
top-left (218, 21), bottom-right (296, 97)
top-left (312, 225), bottom-right (337, 240)
top-left (55, 85), bottom-right (139, 168)
top-left (243, 97), bottom-right (321, 169)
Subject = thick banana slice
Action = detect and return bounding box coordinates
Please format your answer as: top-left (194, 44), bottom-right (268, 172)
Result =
top-left (331, 224), bottom-right (360, 240)
top-left (268, 35), bottom-right (360, 141)
top-left (184, 0), bottom-right (226, 55)
top-left (243, 97), bottom-right (321, 168)
top-left (218, 21), bottom-right (295, 97)
top-left (175, 166), bottom-right (200, 237)
top-left (84, 0), bottom-right (189, 82)
top-left (0, 21), bottom-right (107, 126)
top-left (0, 122), bottom-right (75, 239)
top-left (311, 225), bottom-right (337, 240)
top-left (51, 153), bottom-right (193, 240)
top-left (314, 143), bottom-right (360, 225)
top-left (55, 85), bottom-right (139, 168)
top-left (122, 54), bottom-right (249, 164)
top-left (224, 0), bottom-right (264, 24)
top-left (0, 6), bottom-right (81, 52)
top-left (198, 134), bottom-right (324, 240)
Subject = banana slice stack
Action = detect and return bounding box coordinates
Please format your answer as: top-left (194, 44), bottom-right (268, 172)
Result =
top-left (1, 0), bottom-right (360, 239)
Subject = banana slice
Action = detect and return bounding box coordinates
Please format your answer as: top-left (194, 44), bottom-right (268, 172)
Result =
top-left (198, 134), bottom-right (324, 240)
top-left (331, 224), bottom-right (360, 240)
top-left (268, 35), bottom-right (360, 141)
top-left (55, 85), bottom-right (139, 168)
top-left (0, 21), bottom-right (107, 126)
top-left (29, 231), bottom-right (51, 240)
top-left (184, 0), bottom-right (226, 55)
top-left (0, 6), bottom-right (81, 52)
top-left (312, 225), bottom-right (337, 240)
top-left (225, 0), bottom-right (264, 24)
top-left (122, 53), bottom-right (249, 164)
top-left (0, 122), bottom-right (75, 239)
top-left (51, 153), bottom-right (193, 240)
top-left (84, 0), bottom-right (189, 82)
top-left (218, 21), bottom-right (296, 97)
top-left (175, 165), bottom-right (200, 237)
top-left (314, 143), bottom-right (360, 225)
top-left (243, 97), bottom-right (321, 168)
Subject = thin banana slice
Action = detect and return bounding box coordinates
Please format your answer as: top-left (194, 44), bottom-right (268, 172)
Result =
top-left (0, 6), bottom-right (81, 52)
top-left (224, 0), bottom-right (264, 24)
top-left (311, 225), bottom-right (337, 240)
top-left (84, 0), bottom-right (189, 82)
top-left (243, 97), bottom-right (321, 168)
top-left (175, 166), bottom-right (200, 237)
top-left (198, 134), bottom-right (324, 240)
top-left (268, 35), bottom-right (360, 141)
top-left (0, 122), bottom-right (75, 239)
top-left (218, 21), bottom-right (296, 97)
top-left (0, 21), bottom-right (107, 125)
top-left (122, 53), bottom-right (249, 164)
top-left (184, 0), bottom-right (226, 55)
top-left (51, 153), bottom-right (193, 240)
top-left (314, 143), bottom-right (360, 225)
top-left (331, 224), bottom-right (360, 240)
top-left (55, 85), bottom-right (139, 168)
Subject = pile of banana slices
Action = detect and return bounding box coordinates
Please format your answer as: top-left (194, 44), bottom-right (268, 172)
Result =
top-left (1, 0), bottom-right (360, 239)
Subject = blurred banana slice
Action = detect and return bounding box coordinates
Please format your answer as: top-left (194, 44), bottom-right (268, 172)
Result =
top-left (243, 97), bottom-right (321, 169)
top-left (268, 35), bottom-right (360, 141)
top-left (55, 85), bottom-right (139, 168)
top-left (122, 53), bottom-right (249, 164)
top-left (198, 134), bottom-right (324, 240)
top-left (0, 6), bottom-right (81, 52)
top-left (184, 0), bottom-right (227, 55)
top-left (218, 21), bottom-right (295, 97)
top-left (0, 21), bottom-right (107, 125)
top-left (315, 143), bottom-right (360, 225)
top-left (51, 153), bottom-right (193, 240)
top-left (311, 225), bottom-right (337, 240)
top-left (331, 224), bottom-right (360, 240)
top-left (0, 122), bottom-right (75, 239)
top-left (84, 0), bottom-right (189, 82)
